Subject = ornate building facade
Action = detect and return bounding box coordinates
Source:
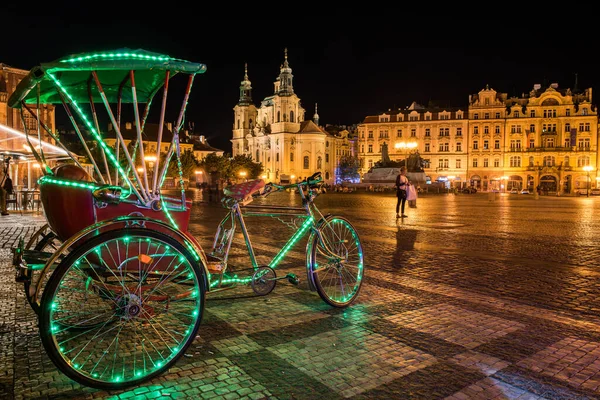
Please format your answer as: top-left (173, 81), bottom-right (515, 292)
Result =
top-left (469, 83), bottom-right (597, 194)
top-left (1, 63), bottom-right (56, 188)
top-left (358, 82), bottom-right (598, 194)
top-left (231, 50), bottom-right (353, 184)
top-left (357, 102), bottom-right (469, 186)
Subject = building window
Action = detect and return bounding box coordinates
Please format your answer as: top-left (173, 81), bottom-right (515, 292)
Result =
top-left (566, 109), bottom-right (571, 116)
top-left (564, 156), bottom-right (570, 166)
top-left (303, 156), bottom-right (309, 169)
top-left (484, 113), bottom-right (490, 119)
top-left (276, 153), bottom-right (279, 162)
top-left (529, 156), bottom-right (534, 166)
top-left (495, 125), bottom-right (500, 134)
top-left (483, 158), bottom-right (489, 167)
top-left (425, 128), bottom-right (430, 137)
top-left (578, 138), bottom-right (591, 148)
top-left (290, 152), bottom-right (294, 162)
top-left (256, 150), bottom-right (259, 162)
top-left (411, 129), bottom-right (416, 137)
top-left (577, 156), bottom-right (590, 167)
top-left (494, 140), bottom-right (500, 149)
top-left (325, 153), bottom-right (329, 163)
top-left (473, 113), bottom-right (479, 120)
top-left (361, 145), bottom-right (365, 153)
top-left (368, 131), bottom-right (373, 138)
top-left (425, 143), bottom-right (430, 152)
top-left (494, 158), bottom-right (500, 167)
top-left (484, 126), bottom-right (489, 134)
top-left (440, 143), bottom-right (449, 152)
top-left (473, 141), bottom-right (478, 150)
top-left (543, 156), bottom-right (555, 167)
top-left (456, 159), bottom-right (461, 168)
top-left (564, 138), bottom-right (570, 147)
top-left (473, 158), bottom-right (478, 167)
top-left (565, 123), bottom-right (571, 132)
top-left (530, 110), bottom-right (535, 117)
top-left (456, 142), bottom-right (462, 152)
top-left (495, 112), bottom-right (501, 119)
top-left (368, 144), bottom-right (373, 153)
top-left (456, 127), bottom-right (462, 137)
top-left (474, 126), bottom-right (479, 134)
top-left (277, 111), bottom-right (281, 122)
top-left (529, 124), bottom-right (535, 133)
top-left (397, 129), bottom-right (402, 137)
top-left (483, 140), bottom-right (489, 150)
top-left (530, 139), bottom-right (535, 148)
top-left (317, 156), bottom-right (322, 169)
top-left (510, 156), bottom-right (521, 167)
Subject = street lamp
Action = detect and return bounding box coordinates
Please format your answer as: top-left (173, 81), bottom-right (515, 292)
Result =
top-left (395, 141), bottom-right (418, 168)
top-left (583, 165), bottom-right (593, 197)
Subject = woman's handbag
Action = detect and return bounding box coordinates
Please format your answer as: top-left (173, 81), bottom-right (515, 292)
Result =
top-left (406, 185), bottom-right (417, 201)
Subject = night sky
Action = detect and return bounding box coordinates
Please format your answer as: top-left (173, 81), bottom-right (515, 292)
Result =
top-left (3, 8), bottom-right (597, 154)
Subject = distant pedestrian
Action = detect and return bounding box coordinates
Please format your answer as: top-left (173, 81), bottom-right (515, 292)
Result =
top-left (395, 166), bottom-right (410, 218)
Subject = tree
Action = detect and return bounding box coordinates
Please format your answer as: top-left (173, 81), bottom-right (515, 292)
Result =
top-left (164, 149), bottom-right (199, 179)
top-left (198, 152), bottom-right (230, 183)
top-left (228, 154), bottom-right (263, 180)
top-left (336, 154), bottom-right (361, 183)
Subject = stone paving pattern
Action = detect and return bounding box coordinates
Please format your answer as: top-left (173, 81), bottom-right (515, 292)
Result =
top-left (2, 191), bottom-right (600, 399)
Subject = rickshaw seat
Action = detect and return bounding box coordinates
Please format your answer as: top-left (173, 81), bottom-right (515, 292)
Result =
top-left (223, 179), bottom-right (265, 201)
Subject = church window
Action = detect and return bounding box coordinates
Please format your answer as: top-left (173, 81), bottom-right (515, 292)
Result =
top-left (290, 152), bottom-right (294, 162)
top-left (237, 119), bottom-right (240, 129)
top-left (303, 156), bottom-right (309, 169)
top-left (256, 150), bottom-right (259, 161)
top-left (276, 153), bottom-right (279, 162)
top-left (325, 154), bottom-right (329, 163)
top-left (249, 119), bottom-right (253, 129)
top-left (290, 111), bottom-right (295, 122)
top-left (317, 156), bottom-right (322, 169)
top-left (277, 111), bottom-right (281, 122)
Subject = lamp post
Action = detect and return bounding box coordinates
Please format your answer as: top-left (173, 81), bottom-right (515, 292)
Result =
top-left (394, 141), bottom-right (418, 169)
top-left (583, 165), bottom-right (593, 197)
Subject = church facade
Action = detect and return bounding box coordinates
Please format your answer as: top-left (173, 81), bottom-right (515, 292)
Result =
top-left (231, 50), bottom-right (353, 184)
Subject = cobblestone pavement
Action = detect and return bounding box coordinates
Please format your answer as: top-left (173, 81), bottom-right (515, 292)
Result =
top-left (2, 191), bottom-right (600, 399)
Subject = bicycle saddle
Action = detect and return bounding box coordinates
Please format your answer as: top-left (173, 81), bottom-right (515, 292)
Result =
top-left (223, 179), bottom-right (265, 201)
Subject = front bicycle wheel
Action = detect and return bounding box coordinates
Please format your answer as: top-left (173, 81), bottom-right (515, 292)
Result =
top-left (309, 216), bottom-right (364, 307)
top-left (39, 228), bottom-right (205, 390)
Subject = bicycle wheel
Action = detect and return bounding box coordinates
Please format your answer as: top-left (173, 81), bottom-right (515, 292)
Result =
top-left (34, 231), bottom-right (61, 252)
top-left (308, 216), bottom-right (364, 307)
top-left (39, 228), bottom-right (205, 390)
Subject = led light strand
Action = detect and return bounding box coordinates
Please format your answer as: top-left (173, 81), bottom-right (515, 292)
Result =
top-left (48, 73), bottom-right (132, 198)
top-left (269, 216), bottom-right (313, 269)
top-left (60, 52), bottom-right (172, 63)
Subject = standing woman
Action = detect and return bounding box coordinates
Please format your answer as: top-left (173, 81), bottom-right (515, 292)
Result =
top-left (395, 166), bottom-right (410, 218)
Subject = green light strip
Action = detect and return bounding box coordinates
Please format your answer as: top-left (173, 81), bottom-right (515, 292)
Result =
top-left (60, 52), bottom-right (171, 63)
top-left (160, 196), bottom-right (179, 230)
top-left (39, 175), bottom-right (100, 190)
top-left (269, 216), bottom-right (313, 269)
top-left (48, 73), bottom-right (132, 199)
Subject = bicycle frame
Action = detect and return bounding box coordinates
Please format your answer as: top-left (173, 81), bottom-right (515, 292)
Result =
top-left (208, 182), bottom-right (340, 291)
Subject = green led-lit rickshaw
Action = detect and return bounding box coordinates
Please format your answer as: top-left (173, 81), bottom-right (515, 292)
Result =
top-left (9, 49), bottom-right (364, 390)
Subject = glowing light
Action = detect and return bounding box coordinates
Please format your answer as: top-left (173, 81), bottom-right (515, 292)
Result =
top-left (144, 155), bottom-right (157, 162)
top-left (60, 51), bottom-right (172, 63)
top-left (395, 141), bottom-right (418, 150)
top-left (33, 163), bottom-right (41, 169)
top-left (0, 123), bottom-right (69, 155)
top-left (194, 170), bottom-right (203, 175)
top-left (137, 167), bottom-right (144, 173)
top-left (239, 171), bottom-right (247, 177)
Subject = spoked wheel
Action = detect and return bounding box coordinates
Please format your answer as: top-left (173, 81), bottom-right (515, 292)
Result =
top-left (39, 229), bottom-right (205, 390)
top-left (309, 216), bottom-right (364, 307)
top-left (251, 266), bottom-right (276, 296)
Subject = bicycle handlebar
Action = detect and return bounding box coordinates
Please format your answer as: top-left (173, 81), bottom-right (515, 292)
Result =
top-left (263, 171), bottom-right (323, 194)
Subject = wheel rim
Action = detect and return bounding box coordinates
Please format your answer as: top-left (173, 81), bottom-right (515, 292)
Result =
top-left (45, 234), bottom-right (202, 385)
top-left (313, 218), bottom-right (363, 306)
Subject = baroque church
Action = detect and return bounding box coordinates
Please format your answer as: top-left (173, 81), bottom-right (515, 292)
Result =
top-left (231, 49), bottom-right (352, 184)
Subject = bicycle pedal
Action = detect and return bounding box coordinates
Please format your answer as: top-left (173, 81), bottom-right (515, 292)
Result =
top-left (286, 273), bottom-right (299, 285)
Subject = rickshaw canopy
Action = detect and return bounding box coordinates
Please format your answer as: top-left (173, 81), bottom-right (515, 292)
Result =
top-left (7, 48), bottom-right (207, 108)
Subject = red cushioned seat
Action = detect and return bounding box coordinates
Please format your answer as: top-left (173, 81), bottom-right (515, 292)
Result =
top-left (223, 179), bottom-right (265, 201)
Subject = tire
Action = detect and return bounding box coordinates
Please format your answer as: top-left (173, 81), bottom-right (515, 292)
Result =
top-left (39, 229), bottom-right (205, 390)
top-left (308, 216), bottom-right (364, 307)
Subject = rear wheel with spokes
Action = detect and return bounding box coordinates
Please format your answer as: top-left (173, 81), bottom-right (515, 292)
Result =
top-left (309, 216), bottom-right (364, 307)
top-left (39, 229), bottom-right (205, 390)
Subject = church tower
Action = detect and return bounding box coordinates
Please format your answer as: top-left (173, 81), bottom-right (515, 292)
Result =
top-left (232, 63), bottom-right (257, 157)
